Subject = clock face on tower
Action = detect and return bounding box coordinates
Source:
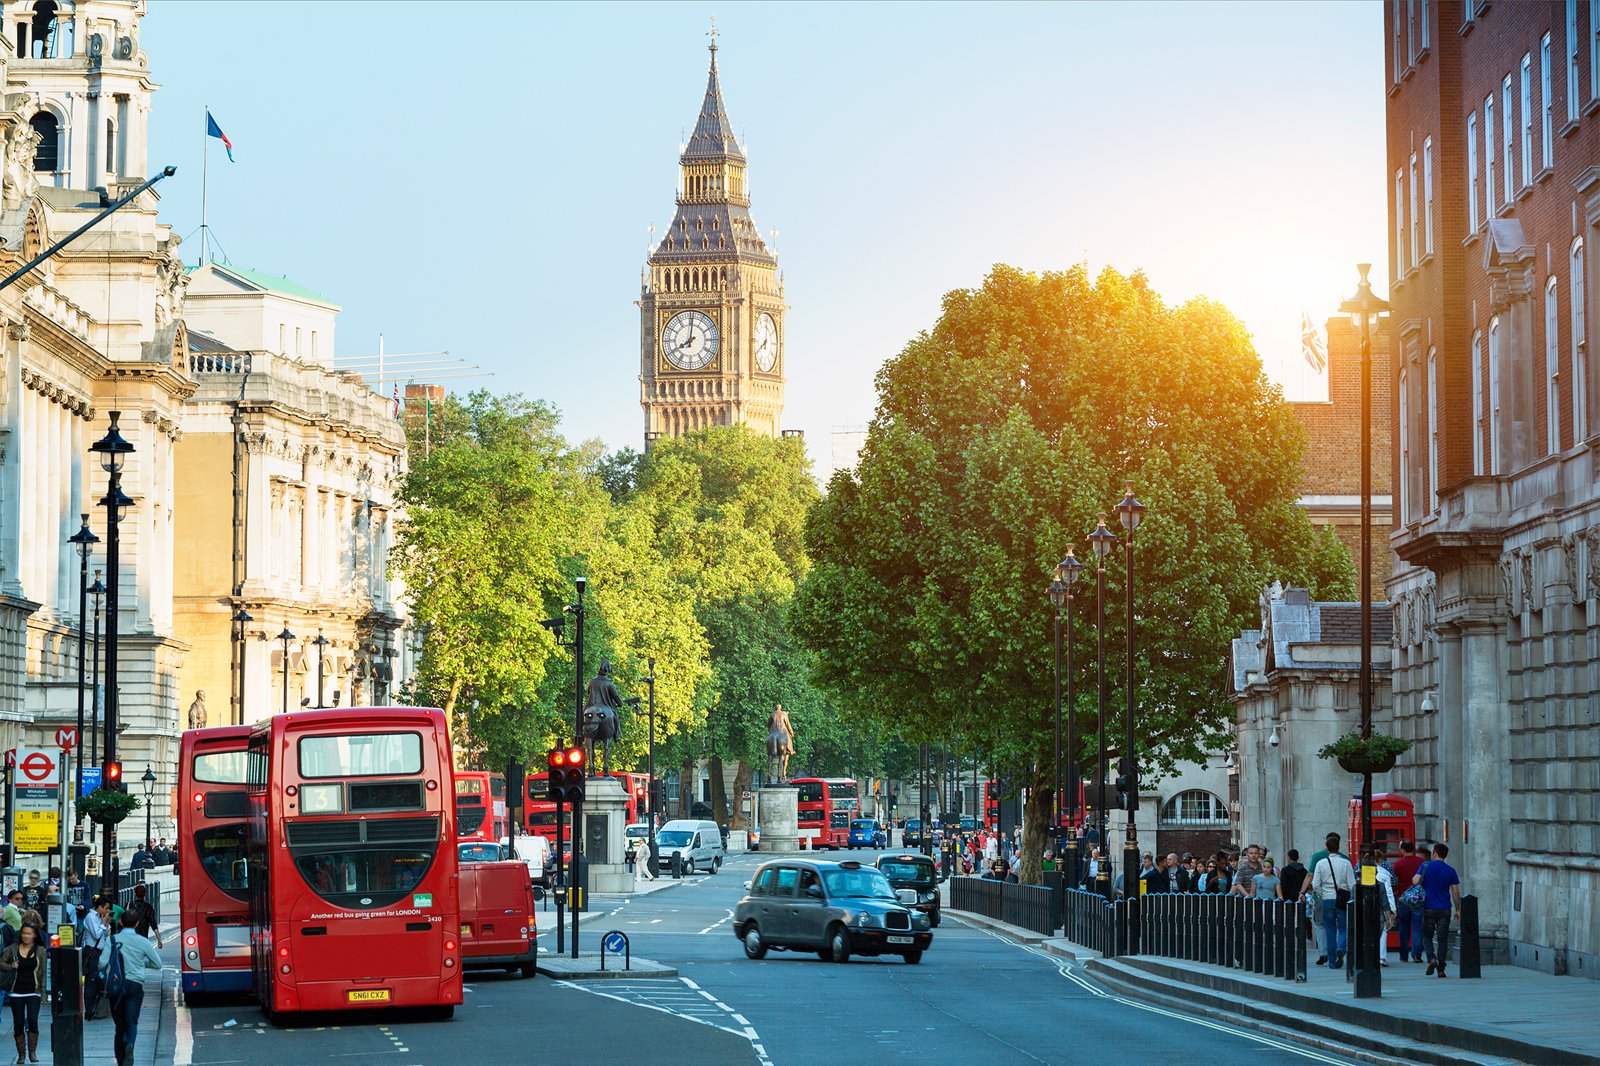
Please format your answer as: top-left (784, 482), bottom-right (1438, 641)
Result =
top-left (662, 310), bottom-right (720, 371)
top-left (754, 313), bottom-right (778, 373)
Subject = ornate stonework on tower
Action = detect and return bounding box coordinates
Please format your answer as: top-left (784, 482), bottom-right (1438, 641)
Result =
top-left (639, 31), bottom-right (784, 440)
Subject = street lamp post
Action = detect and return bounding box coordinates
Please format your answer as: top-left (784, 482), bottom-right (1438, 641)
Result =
top-left (68, 515), bottom-right (99, 835)
top-left (645, 658), bottom-right (658, 870)
top-left (1057, 548), bottom-right (1083, 888)
top-left (141, 765), bottom-right (156, 854)
top-left (1088, 514), bottom-right (1118, 900)
top-left (1341, 263), bottom-right (1390, 999)
top-left (571, 575), bottom-right (586, 961)
top-left (278, 628), bottom-right (296, 715)
top-left (90, 411), bottom-right (134, 889)
top-left (87, 572), bottom-right (104, 848)
top-left (1115, 482), bottom-right (1146, 943)
top-left (313, 632), bottom-right (329, 708)
top-left (232, 609), bottom-right (252, 724)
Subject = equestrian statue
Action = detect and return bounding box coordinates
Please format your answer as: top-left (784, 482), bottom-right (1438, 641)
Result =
top-left (582, 660), bottom-right (624, 774)
top-left (766, 703), bottom-right (795, 782)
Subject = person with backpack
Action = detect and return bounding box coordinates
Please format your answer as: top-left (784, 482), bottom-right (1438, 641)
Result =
top-left (101, 911), bottom-right (163, 1066)
top-left (81, 897), bottom-right (113, 1021)
top-left (0, 921), bottom-right (47, 1062)
top-left (125, 884), bottom-right (161, 949)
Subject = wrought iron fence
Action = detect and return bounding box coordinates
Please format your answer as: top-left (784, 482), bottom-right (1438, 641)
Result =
top-left (949, 877), bottom-right (1059, 936)
top-left (1137, 892), bottom-right (1305, 981)
top-left (1064, 888), bottom-right (1124, 956)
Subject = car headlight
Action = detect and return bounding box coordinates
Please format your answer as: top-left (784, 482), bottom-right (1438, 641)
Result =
top-left (920, 890), bottom-right (937, 902)
top-left (856, 912), bottom-right (870, 927)
top-left (914, 913), bottom-right (930, 929)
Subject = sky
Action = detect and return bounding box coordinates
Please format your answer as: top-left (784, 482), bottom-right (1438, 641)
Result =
top-left (142, 1), bottom-right (1388, 477)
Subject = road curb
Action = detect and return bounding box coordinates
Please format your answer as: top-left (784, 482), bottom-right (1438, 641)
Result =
top-left (537, 957), bottom-right (679, 980)
top-left (945, 908), bottom-right (1050, 945)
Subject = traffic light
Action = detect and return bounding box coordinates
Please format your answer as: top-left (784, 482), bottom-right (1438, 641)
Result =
top-left (546, 747), bottom-right (586, 803)
top-left (1114, 757), bottom-right (1134, 811)
top-left (106, 761), bottom-right (124, 792)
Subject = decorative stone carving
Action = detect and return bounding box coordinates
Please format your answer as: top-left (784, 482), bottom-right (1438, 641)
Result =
top-left (1501, 556), bottom-right (1514, 610)
top-left (1520, 551), bottom-right (1535, 613)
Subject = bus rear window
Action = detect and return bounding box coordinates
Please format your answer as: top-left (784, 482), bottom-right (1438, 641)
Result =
top-left (193, 751), bottom-right (248, 784)
top-left (298, 733), bottom-right (422, 778)
top-left (795, 782), bottom-right (823, 802)
top-left (194, 824), bottom-right (249, 901)
top-left (526, 811), bottom-right (557, 827)
top-left (455, 779), bottom-right (484, 795)
top-left (286, 817), bottom-right (439, 909)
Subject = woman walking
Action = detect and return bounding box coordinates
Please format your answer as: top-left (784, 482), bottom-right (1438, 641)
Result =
top-left (0, 923), bottom-right (47, 1062)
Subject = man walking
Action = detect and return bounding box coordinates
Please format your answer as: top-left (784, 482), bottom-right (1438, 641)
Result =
top-left (1416, 843), bottom-right (1461, 977)
top-left (103, 910), bottom-right (164, 1065)
top-left (1231, 844), bottom-right (1264, 897)
top-left (1308, 833), bottom-right (1354, 970)
top-left (1392, 840), bottom-right (1425, 962)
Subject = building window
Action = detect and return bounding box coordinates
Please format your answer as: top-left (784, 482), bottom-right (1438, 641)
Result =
top-left (1485, 95), bottom-right (1496, 218)
top-left (1420, 0), bottom-right (1429, 50)
top-left (1393, 0), bottom-right (1404, 82)
top-left (1159, 790), bottom-right (1228, 826)
top-left (1521, 54), bottom-right (1534, 187)
top-left (1422, 137), bottom-right (1434, 254)
top-left (1576, 239), bottom-right (1590, 441)
top-left (1409, 153), bottom-right (1420, 266)
top-left (1592, 0), bottom-right (1599, 102)
top-left (1399, 364), bottom-right (1411, 520)
top-left (295, 327), bottom-right (302, 357)
top-left (1570, 0), bottom-right (1582, 124)
top-left (1546, 277), bottom-right (1563, 453)
top-left (1395, 169), bottom-right (1407, 276)
top-left (1468, 114), bottom-right (1480, 231)
top-left (28, 111), bottom-right (56, 172)
top-left (278, 323), bottom-right (286, 355)
top-left (1543, 33), bottom-right (1556, 169)
top-left (1408, 0), bottom-right (1418, 61)
top-left (1472, 329), bottom-right (1486, 475)
top-left (310, 330), bottom-right (318, 359)
top-left (1490, 317), bottom-right (1503, 473)
top-left (1502, 75), bottom-right (1514, 205)
top-left (1427, 348), bottom-right (1439, 509)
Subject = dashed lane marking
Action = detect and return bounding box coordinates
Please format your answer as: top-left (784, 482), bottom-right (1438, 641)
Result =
top-left (696, 908), bottom-right (734, 935)
top-left (560, 977), bottom-right (774, 1066)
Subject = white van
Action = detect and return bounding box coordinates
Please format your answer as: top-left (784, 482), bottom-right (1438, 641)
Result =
top-left (505, 834), bottom-right (551, 885)
top-left (656, 819), bottom-right (725, 874)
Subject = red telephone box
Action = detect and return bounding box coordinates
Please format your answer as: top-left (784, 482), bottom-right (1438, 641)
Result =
top-left (1348, 792), bottom-right (1416, 861)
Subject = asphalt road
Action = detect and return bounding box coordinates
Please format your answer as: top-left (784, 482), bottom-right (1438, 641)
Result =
top-left (168, 850), bottom-right (1362, 1066)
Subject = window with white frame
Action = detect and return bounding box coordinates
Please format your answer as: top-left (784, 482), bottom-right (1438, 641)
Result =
top-left (1542, 34), bottom-right (1555, 169)
top-left (1468, 114), bottom-right (1480, 230)
top-left (1547, 277), bottom-right (1562, 454)
top-left (1569, 0), bottom-right (1582, 123)
top-left (1394, 0), bottom-right (1405, 83)
top-left (1521, 55), bottom-right (1534, 187)
top-left (1576, 239), bottom-right (1589, 441)
top-left (1472, 330), bottom-right (1486, 475)
top-left (1592, 0), bottom-right (1599, 101)
top-left (1399, 363), bottom-right (1411, 521)
top-left (1423, 137), bottom-right (1435, 254)
top-left (1490, 317), bottom-right (1503, 473)
top-left (1485, 95), bottom-right (1497, 218)
top-left (1395, 169), bottom-right (1407, 276)
top-left (1502, 75), bottom-right (1515, 205)
top-left (1427, 348), bottom-right (1439, 509)
top-left (1420, 0), bottom-right (1429, 50)
top-left (1409, 0), bottom-right (1419, 61)
top-left (1159, 791), bottom-right (1228, 826)
top-left (1409, 153), bottom-right (1420, 265)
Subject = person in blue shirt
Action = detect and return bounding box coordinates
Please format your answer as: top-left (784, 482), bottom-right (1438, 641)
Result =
top-left (101, 911), bottom-right (164, 1066)
top-left (1413, 842), bottom-right (1462, 978)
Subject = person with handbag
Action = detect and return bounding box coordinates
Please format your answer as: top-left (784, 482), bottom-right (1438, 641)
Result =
top-left (1365, 848), bottom-right (1397, 966)
top-left (0, 922), bottom-right (47, 1062)
top-left (1308, 832), bottom-right (1354, 971)
top-left (81, 897), bottom-right (113, 1021)
top-left (1392, 840), bottom-right (1427, 962)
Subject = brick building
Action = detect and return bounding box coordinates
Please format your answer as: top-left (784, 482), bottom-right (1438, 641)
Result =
top-left (1384, 1), bottom-right (1600, 976)
top-left (1291, 317), bottom-right (1394, 600)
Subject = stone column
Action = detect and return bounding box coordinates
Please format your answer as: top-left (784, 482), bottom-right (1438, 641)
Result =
top-left (756, 787), bottom-right (799, 854)
top-left (1460, 618), bottom-right (1509, 950)
top-left (0, 327), bottom-right (20, 599)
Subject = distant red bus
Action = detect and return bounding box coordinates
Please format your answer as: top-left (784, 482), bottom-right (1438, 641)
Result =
top-left (247, 708), bottom-right (462, 1019)
top-left (793, 778), bottom-right (859, 848)
top-left (524, 770), bottom-right (650, 842)
top-left (454, 771), bottom-right (508, 845)
top-left (178, 725), bottom-right (254, 1002)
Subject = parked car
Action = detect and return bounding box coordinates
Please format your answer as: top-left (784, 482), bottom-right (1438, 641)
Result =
top-left (656, 819), bottom-right (725, 874)
top-left (847, 819), bottom-right (885, 850)
top-left (876, 852), bottom-right (941, 927)
top-left (902, 818), bottom-right (927, 848)
top-left (732, 859), bottom-right (932, 964)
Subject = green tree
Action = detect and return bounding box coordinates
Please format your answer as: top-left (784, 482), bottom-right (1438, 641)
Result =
top-left (793, 265), bottom-right (1354, 883)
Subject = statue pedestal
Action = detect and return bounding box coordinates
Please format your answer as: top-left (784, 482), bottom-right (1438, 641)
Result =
top-left (756, 787), bottom-right (800, 854)
top-left (580, 776), bottom-right (631, 893)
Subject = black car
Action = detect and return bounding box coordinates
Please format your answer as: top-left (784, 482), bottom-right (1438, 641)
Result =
top-left (732, 859), bottom-right (933, 964)
top-left (875, 853), bottom-right (941, 927)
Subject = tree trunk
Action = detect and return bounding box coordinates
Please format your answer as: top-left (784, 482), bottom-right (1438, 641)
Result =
top-left (679, 755), bottom-right (694, 818)
top-left (710, 755), bottom-right (728, 826)
top-left (1019, 765), bottom-right (1053, 887)
top-left (729, 760), bottom-right (752, 829)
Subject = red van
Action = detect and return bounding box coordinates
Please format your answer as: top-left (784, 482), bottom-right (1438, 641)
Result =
top-left (458, 850), bottom-right (538, 978)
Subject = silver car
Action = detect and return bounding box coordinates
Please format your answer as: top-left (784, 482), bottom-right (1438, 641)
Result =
top-left (732, 859), bottom-right (933, 964)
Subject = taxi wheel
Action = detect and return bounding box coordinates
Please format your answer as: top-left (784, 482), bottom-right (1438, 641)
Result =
top-left (932, 911), bottom-right (941, 928)
top-left (827, 925), bottom-right (852, 964)
top-left (816, 949), bottom-right (830, 961)
top-left (743, 926), bottom-right (768, 960)
top-left (904, 948), bottom-right (923, 965)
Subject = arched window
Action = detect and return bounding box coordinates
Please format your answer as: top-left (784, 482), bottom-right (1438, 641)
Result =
top-left (1398, 364), bottom-right (1410, 520)
top-left (1547, 276), bottom-right (1562, 454)
top-left (29, 111), bottom-right (57, 172)
top-left (1159, 790), bottom-right (1228, 827)
top-left (1575, 239), bottom-right (1589, 442)
top-left (1472, 330), bottom-right (1485, 475)
top-left (105, 119), bottom-right (115, 175)
top-left (1427, 348), bottom-right (1439, 508)
top-left (1489, 317), bottom-right (1503, 473)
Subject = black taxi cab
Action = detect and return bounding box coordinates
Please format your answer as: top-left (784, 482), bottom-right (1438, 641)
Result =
top-left (733, 859), bottom-right (933, 964)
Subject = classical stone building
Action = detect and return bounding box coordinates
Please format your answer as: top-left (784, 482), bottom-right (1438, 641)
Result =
top-left (173, 263), bottom-right (411, 725)
top-left (0, 0), bottom-right (190, 851)
top-left (1383, 1), bottom-right (1600, 975)
top-left (638, 36), bottom-right (785, 440)
top-left (1230, 585), bottom-right (1395, 862)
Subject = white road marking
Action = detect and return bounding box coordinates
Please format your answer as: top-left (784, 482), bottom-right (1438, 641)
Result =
top-left (560, 977), bottom-right (774, 1066)
top-left (696, 908), bottom-right (734, 935)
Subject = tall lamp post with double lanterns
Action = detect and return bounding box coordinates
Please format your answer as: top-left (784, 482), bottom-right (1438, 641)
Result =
top-left (1088, 515), bottom-right (1118, 899)
top-left (1341, 263), bottom-right (1390, 999)
top-left (141, 765), bottom-right (156, 854)
top-left (1115, 481), bottom-right (1145, 941)
top-left (68, 515), bottom-right (98, 839)
top-left (1049, 547), bottom-right (1084, 887)
top-left (90, 411), bottom-right (134, 887)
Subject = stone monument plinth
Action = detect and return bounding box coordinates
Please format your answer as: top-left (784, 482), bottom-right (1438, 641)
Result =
top-left (580, 775), bottom-right (632, 893)
top-left (756, 786), bottom-right (800, 854)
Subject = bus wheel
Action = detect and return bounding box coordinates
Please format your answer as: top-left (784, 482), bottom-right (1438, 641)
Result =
top-left (520, 962), bottom-right (538, 979)
top-left (428, 1005), bottom-right (455, 1021)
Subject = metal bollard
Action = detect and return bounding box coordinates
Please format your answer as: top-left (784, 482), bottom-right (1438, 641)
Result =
top-left (1459, 895), bottom-right (1481, 978)
top-left (670, 853), bottom-right (682, 879)
top-left (49, 944), bottom-right (82, 1066)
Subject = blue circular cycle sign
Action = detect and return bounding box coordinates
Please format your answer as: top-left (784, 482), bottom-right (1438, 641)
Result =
top-left (604, 932), bottom-right (626, 954)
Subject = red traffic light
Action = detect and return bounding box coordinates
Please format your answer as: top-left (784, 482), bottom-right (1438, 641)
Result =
top-left (566, 746), bottom-right (585, 767)
top-left (107, 762), bottom-right (123, 789)
top-left (548, 749), bottom-right (566, 768)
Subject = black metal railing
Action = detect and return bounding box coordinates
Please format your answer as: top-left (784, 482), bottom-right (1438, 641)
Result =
top-left (1064, 889), bottom-right (1124, 957)
top-left (949, 877), bottom-right (1059, 936)
top-left (1137, 892), bottom-right (1305, 981)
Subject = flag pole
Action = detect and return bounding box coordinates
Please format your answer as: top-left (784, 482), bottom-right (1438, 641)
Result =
top-left (200, 106), bottom-right (209, 265)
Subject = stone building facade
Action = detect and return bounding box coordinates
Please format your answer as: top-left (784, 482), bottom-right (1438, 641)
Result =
top-left (1230, 585), bottom-right (1395, 864)
top-left (1383, 0), bottom-right (1600, 975)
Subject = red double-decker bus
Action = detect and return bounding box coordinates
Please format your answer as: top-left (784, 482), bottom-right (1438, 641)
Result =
top-left (454, 771), bottom-right (508, 845)
top-left (246, 708), bottom-right (462, 1020)
top-left (178, 725), bottom-right (253, 1003)
top-left (793, 778), bottom-right (859, 848)
top-left (524, 770), bottom-right (651, 841)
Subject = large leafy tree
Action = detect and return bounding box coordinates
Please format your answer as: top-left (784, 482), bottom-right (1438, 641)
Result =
top-left (793, 265), bottom-right (1354, 882)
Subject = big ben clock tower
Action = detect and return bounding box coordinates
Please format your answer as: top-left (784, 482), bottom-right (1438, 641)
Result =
top-left (639, 30), bottom-right (784, 440)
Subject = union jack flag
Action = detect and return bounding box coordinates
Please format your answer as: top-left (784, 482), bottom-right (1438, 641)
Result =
top-left (1301, 311), bottom-right (1328, 373)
